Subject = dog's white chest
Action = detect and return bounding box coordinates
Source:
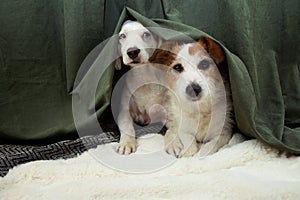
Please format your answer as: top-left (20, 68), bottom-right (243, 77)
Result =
top-left (176, 99), bottom-right (212, 141)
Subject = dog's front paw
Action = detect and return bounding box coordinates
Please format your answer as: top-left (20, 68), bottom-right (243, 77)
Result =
top-left (165, 136), bottom-right (183, 158)
top-left (116, 135), bottom-right (136, 155)
top-left (179, 142), bottom-right (198, 158)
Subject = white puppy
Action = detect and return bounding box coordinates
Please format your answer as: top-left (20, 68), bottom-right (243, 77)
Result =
top-left (115, 20), bottom-right (164, 154)
top-left (115, 20), bottom-right (162, 69)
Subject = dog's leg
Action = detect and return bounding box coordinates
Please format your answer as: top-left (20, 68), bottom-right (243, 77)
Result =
top-left (197, 106), bottom-right (233, 157)
top-left (164, 98), bottom-right (183, 157)
top-left (197, 132), bottom-right (232, 157)
top-left (116, 87), bottom-right (137, 154)
top-left (164, 128), bottom-right (183, 157)
top-left (178, 133), bottom-right (198, 158)
top-left (116, 109), bottom-right (137, 154)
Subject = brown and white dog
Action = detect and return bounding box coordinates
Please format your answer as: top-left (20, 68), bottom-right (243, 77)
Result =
top-left (149, 36), bottom-right (233, 157)
top-left (115, 20), bottom-right (165, 154)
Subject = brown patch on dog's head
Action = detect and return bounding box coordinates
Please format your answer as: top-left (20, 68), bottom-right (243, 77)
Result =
top-left (149, 41), bottom-right (184, 68)
top-left (149, 41), bottom-right (185, 89)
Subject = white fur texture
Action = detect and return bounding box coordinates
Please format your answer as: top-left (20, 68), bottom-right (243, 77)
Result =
top-left (1, 134), bottom-right (300, 200)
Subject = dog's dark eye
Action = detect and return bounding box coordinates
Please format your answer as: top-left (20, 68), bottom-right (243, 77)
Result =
top-left (143, 32), bottom-right (151, 39)
top-left (119, 33), bottom-right (126, 40)
top-left (173, 64), bottom-right (184, 73)
top-left (198, 60), bottom-right (210, 70)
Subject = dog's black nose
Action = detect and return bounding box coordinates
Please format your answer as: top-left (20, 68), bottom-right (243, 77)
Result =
top-left (186, 83), bottom-right (202, 98)
top-left (127, 47), bottom-right (140, 59)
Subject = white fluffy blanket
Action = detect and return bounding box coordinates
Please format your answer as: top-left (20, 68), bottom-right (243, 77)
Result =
top-left (1, 134), bottom-right (300, 200)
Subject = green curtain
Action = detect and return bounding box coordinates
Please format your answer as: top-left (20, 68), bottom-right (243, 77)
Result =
top-left (0, 0), bottom-right (107, 141)
top-left (0, 1), bottom-right (299, 154)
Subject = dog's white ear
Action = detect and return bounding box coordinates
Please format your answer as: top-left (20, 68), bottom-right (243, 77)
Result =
top-left (115, 57), bottom-right (122, 70)
top-left (198, 36), bottom-right (225, 65)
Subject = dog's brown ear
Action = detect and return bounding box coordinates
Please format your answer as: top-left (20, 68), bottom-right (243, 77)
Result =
top-left (198, 36), bottom-right (225, 65)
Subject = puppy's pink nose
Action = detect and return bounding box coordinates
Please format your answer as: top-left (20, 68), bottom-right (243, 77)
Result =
top-left (127, 47), bottom-right (140, 59)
